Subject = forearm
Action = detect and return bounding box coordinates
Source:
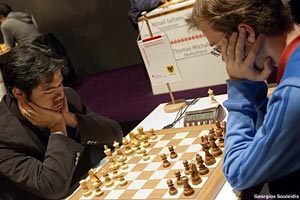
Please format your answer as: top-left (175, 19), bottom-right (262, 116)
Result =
top-left (222, 80), bottom-right (300, 190)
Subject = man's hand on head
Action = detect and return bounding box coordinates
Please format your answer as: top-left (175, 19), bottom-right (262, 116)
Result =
top-left (60, 96), bottom-right (78, 128)
top-left (221, 28), bottom-right (273, 81)
top-left (18, 99), bottom-right (67, 134)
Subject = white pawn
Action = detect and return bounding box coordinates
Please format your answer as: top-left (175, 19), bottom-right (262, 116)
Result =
top-left (93, 181), bottom-right (104, 197)
top-left (102, 168), bottom-right (114, 187)
top-left (118, 173), bottom-right (128, 186)
top-left (142, 150), bottom-right (150, 161)
top-left (79, 180), bottom-right (92, 197)
top-left (149, 128), bottom-right (157, 140)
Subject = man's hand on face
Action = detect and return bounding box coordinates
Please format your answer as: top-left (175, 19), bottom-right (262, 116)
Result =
top-left (221, 27), bottom-right (273, 81)
top-left (18, 99), bottom-right (67, 134)
top-left (60, 97), bottom-right (78, 128)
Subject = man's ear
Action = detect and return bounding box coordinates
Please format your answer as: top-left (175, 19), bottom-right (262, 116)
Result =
top-left (12, 88), bottom-right (27, 101)
top-left (237, 23), bottom-right (256, 43)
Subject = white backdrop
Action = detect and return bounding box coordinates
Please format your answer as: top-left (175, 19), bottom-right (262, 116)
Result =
top-left (138, 0), bottom-right (228, 94)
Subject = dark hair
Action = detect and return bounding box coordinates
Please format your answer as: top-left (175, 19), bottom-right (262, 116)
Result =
top-left (0, 3), bottom-right (12, 17)
top-left (3, 44), bottom-right (69, 99)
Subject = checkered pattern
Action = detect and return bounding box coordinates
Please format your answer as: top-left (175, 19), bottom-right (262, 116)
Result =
top-left (70, 125), bottom-right (225, 200)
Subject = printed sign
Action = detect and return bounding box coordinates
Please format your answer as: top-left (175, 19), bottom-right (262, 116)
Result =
top-left (137, 34), bottom-right (181, 86)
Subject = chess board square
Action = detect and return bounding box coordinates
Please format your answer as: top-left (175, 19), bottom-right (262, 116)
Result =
top-left (180, 152), bottom-right (198, 161)
top-left (125, 171), bottom-right (142, 180)
top-left (147, 189), bottom-right (169, 199)
top-left (127, 156), bottom-right (143, 164)
top-left (141, 179), bottom-right (161, 189)
top-left (186, 131), bottom-right (202, 138)
top-left (186, 144), bottom-right (201, 152)
top-left (118, 189), bottom-right (138, 200)
top-left (131, 163), bottom-right (148, 171)
top-left (152, 140), bottom-right (171, 148)
top-left (160, 133), bottom-right (178, 140)
top-left (127, 179), bottom-right (147, 189)
top-left (165, 139), bottom-right (182, 147)
top-left (144, 162), bottom-right (161, 171)
top-left (178, 137), bottom-right (197, 146)
top-left (148, 147), bottom-right (163, 155)
top-left (150, 170), bottom-right (169, 179)
top-left (103, 189), bottom-right (124, 199)
top-left (171, 131), bottom-right (189, 140)
top-left (132, 189), bottom-right (153, 199)
top-left (137, 171), bottom-right (155, 179)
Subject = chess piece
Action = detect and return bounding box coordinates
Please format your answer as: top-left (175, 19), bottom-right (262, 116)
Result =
top-left (208, 88), bottom-right (217, 104)
top-left (114, 141), bottom-right (127, 162)
top-left (104, 145), bottom-right (112, 157)
top-left (167, 179), bottom-right (178, 195)
top-left (200, 135), bottom-right (210, 151)
top-left (209, 134), bottom-right (223, 157)
top-left (183, 160), bottom-right (191, 175)
top-left (122, 137), bottom-right (134, 155)
top-left (174, 170), bottom-right (182, 186)
top-left (220, 121), bottom-right (226, 136)
top-left (141, 135), bottom-right (150, 148)
top-left (79, 179), bottom-right (92, 197)
top-left (118, 173), bottom-right (128, 186)
top-left (133, 141), bottom-right (143, 154)
top-left (142, 150), bottom-right (150, 161)
top-left (116, 148), bottom-right (127, 163)
top-left (129, 132), bottom-right (139, 144)
top-left (182, 176), bottom-right (194, 196)
top-left (93, 181), bottom-right (104, 197)
top-left (190, 163), bottom-right (202, 185)
top-left (137, 126), bottom-right (145, 135)
top-left (102, 168), bottom-right (114, 187)
top-left (111, 163), bottom-right (120, 179)
top-left (161, 153), bottom-right (171, 168)
top-left (204, 148), bottom-right (216, 166)
top-left (195, 154), bottom-right (209, 175)
top-left (149, 128), bottom-right (157, 140)
top-left (215, 120), bottom-right (224, 148)
top-left (168, 145), bottom-right (178, 159)
top-left (120, 159), bottom-right (128, 170)
top-left (89, 168), bottom-right (102, 186)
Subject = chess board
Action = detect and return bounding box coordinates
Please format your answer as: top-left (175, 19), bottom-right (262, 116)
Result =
top-left (68, 124), bottom-right (226, 200)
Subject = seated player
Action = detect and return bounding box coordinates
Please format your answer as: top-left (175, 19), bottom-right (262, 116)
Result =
top-left (0, 3), bottom-right (41, 49)
top-left (188, 0), bottom-right (300, 196)
top-left (0, 44), bottom-right (123, 199)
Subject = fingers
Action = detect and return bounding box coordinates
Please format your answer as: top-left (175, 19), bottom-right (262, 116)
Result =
top-left (227, 32), bottom-right (238, 61)
top-left (244, 33), bottom-right (264, 67)
top-left (256, 56), bottom-right (273, 81)
top-left (235, 28), bottom-right (247, 64)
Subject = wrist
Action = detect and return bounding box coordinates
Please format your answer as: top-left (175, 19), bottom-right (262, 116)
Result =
top-left (49, 119), bottom-right (67, 135)
top-left (64, 112), bottom-right (78, 128)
